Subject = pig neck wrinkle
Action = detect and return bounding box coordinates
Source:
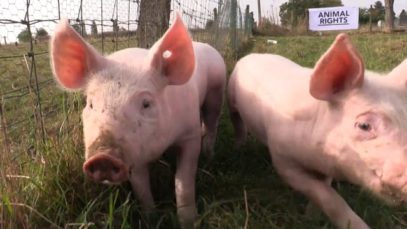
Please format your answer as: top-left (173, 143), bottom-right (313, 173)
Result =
top-left (294, 101), bottom-right (335, 159)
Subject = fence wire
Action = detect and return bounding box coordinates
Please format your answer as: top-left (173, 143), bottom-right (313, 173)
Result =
top-left (0, 0), bottom-right (251, 161)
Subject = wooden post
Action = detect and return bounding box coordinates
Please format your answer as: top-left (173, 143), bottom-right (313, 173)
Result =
top-left (0, 98), bottom-right (10, 154)
top-left (257, 0), bottom-right (262, 26)
top-left (384, 0), bottom-right (394, 32)
top-left (369, 5), bottom-right (373, 32)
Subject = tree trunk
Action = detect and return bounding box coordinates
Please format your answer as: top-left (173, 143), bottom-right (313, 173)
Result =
top-left (384, 0), bottom-right (394, 32)
top-left (137, 0), bottom-right (171, 48)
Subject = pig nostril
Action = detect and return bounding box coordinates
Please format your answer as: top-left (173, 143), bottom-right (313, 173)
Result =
top-left (112, 166), bottom-right (120, 174)
top-left (89, 164), bottom-right (95, 174)
top-left (84, 154), bottom-right (128, 183)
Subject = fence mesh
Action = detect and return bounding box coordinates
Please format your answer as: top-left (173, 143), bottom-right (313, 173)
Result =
top-left (0, 0), bottom-right (251, 226)
top-left (0, 0), bottom-right (250, 159)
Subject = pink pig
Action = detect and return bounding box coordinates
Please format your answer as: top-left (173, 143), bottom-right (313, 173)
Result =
top-left (50, 14), bottom-right (226, 228)
top-left (228, 33), bottom-right (407, 228)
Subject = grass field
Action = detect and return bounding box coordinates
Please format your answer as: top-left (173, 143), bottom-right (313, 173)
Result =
top-left (1, 32), bottom-right (407, 229)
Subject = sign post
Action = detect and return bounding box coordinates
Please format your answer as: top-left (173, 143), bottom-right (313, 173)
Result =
top-left (308, 6), bottom-right (359, 31)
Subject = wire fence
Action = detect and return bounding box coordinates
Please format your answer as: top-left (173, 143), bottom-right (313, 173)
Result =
top-left (0, 0), bottom-right (252, 162)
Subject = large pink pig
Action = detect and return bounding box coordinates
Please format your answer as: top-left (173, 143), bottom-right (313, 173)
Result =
top-left (228, 33), bottom-right (407, 228)
top-left (50, 14), bottom-right (226, 228)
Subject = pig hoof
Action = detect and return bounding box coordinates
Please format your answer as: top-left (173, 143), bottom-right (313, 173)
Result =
top-left (177, 206), bottom-right (197, 229)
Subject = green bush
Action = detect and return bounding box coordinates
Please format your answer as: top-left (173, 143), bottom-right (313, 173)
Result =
top-left (17, 28), bottom-right (31, 42)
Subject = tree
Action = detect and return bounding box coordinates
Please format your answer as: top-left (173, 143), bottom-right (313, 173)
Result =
top-left (384, 0), bottom-right (394, 32)
top-left (359, 7), bottom-right (370, 24)
top-left (319, 0), bottom-right (342, 7)
top-left (35, 28), bottom-right (49, 41)
top-left (34, 28), bottom-right (49, 42)
top-left (17, 28), bottom-right (31, 42)
top-left (279, 0), bottom-right (343, 27)
top-left (137, 0), bottom-right (171, 48)
top-left (371, 1), bottom-right (385, 22)
top-left (359, 2), bottom-right (386, 25)
top-left (91, 20), bottom-right (98, 36)
top-left (399, 9), bottom-right (407, 26)
top-left (279, 0), bottom-right (321, 27)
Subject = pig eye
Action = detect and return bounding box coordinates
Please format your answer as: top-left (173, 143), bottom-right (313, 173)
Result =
top-left (354, 121), bottom-right (376, 140)
top-left (142, 99), bottom-right (150, 109)
top-left (354, 113), bottom-right (380, 141)
top-left (137, 92), bottom-right (157, 118)
top-left (89, 101), bottom-right (93, 109)
top-left (356, 122), bottom-right (371, 131)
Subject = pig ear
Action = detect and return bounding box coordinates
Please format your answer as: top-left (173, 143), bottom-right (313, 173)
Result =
top-left (50, 19), bottom-right (105, 90)
top-left (147, 13), bottom-right (195, 86)
top-left (310, 33), bottom-right (364, 101)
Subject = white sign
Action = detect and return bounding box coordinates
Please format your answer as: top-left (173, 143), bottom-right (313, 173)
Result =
top-left (308, 6), bottom-right (359, 31)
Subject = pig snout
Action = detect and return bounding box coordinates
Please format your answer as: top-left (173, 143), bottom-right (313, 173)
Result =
top-left (378, 162), bottom-right (407, 203)
top-left (83, 153), bottom-right (129, 184)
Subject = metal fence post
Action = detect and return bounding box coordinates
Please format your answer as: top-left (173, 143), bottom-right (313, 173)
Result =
top-left (230, 0), bottom-right (238, 60)
top-left (0, 97), bottom-right (10, 155)
top-left (25, 0), bottom-right (46, 146)
top-left (101, 0), bottom-right (105, 53)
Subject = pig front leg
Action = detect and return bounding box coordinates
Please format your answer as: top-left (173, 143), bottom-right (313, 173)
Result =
top-left (227, 101), bottom-right (247, 147)
top-left (227, 77), bottom-right (247, 147)
top-left (272, 155), bottom-right (370, 229)
top-left (129, 165), bottom-right (155, 213)
top-left (175, 137), bottom-right (200, 228)
top-left (229, 109), bottom-right (247, 146)
top-left (305, 177), bottom-right (333, 216)
top-left (201, 85), bottom-right (224, 158)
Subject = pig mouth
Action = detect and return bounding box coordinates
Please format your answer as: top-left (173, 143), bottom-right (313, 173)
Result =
top-left (368, 173), bottom-right (407, 205)
top-left (368, 168), bottom-right (407, 205)
top-left (83, 153), bottom-right (129, 185)
top-left (379, 183), bottom-right (407, 206)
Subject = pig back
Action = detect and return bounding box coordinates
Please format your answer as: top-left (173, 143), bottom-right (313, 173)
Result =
top-left (231, 54), bottom-right (317, 144)
top-left (190, 42), bottom-right (226, 106)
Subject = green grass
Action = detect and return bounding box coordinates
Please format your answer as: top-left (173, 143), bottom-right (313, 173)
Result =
top-left (250, 32), bottom-right (407, 71)
top-left (1, 32), bottom-right (407, 228)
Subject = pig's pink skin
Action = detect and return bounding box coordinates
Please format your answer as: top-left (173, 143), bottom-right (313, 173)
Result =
top-left (50, 14), bottom-right (226, 228)
top-left (228, 33), bottom-right (407, 229)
